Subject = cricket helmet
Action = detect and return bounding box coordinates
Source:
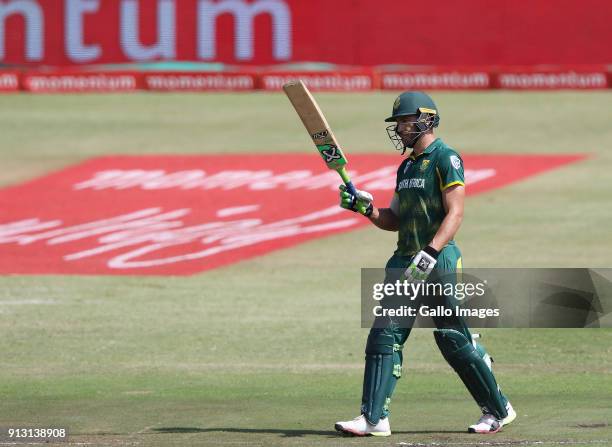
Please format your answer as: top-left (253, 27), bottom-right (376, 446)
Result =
top-left (385, 91), bottom-right (440, 153)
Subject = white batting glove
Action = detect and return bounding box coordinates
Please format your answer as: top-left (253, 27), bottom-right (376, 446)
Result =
top-left (404, 246), bottom-right (440, 282)
top-left (339, 185), bottom-right (374, 216)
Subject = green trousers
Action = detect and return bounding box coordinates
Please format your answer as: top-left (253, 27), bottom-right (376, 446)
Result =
top-left (361, 244), bottom-right (509, 423)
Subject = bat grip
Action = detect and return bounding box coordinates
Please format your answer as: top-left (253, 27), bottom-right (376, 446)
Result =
top-left (344, 181), bottom-right (358, 197)
top-left (337, 167), bottom-right (357, 196)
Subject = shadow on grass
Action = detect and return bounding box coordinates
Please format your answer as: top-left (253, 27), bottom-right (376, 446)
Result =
top-left (153, 427), bottom-right (464, 438)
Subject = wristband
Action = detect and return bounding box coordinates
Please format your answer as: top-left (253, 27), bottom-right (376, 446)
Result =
top-left (364, 203), bottom-right (374, 217)
top-left (423, 245), bottom-right (439, 259)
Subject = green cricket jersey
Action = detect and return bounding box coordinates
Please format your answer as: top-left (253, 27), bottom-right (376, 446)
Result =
top-left (394, 138), bottom-right (465, 257)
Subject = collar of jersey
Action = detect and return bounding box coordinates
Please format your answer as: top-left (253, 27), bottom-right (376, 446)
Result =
top-left (408, 138), bottom-right (441, 160)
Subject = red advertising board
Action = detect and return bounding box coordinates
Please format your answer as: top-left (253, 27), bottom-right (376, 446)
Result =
top-left (258, 71), bottom-right (376, 91)
top-left (1, 0), bottom-right (611, 67)
top-left (0, 153), bottom-right (584, 276)
top-left (22, 71), bottom-right (141, 92)
top-left (493, 66), bottom-right (609, 90)
top-left (380, 68), bottom-right (491, 90)
top-left (143, 72), bottom-right (257, 91)
top-left (0, 71), bottom-right (20, 92)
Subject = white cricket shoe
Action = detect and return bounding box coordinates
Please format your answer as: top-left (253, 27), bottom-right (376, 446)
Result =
top-left (335, 414), bottom-right (391, 437)
top-left (502, 402), bottom-right (517, 426)
top-left (468, 413), bottom-right (502, 434)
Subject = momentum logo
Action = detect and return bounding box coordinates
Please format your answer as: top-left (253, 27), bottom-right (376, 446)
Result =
top-left (0, 0), bottom-right (292, 64)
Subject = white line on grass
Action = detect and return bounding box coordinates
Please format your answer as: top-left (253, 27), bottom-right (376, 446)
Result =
top-left (397, 440), bottom-right (610, 446)
top-left (0, 299), bottom-right (59, 305)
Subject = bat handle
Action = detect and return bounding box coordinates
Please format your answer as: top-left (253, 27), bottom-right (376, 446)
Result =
top-left (337, 167), bottom-right (358, 196)
top-left (344, 181), bottom-right (358, 197)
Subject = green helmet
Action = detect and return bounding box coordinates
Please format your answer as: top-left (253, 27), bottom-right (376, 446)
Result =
top-left (385, 91), bottom-right (440, 153)
top-left (385, 91), bottom-right (440, 124)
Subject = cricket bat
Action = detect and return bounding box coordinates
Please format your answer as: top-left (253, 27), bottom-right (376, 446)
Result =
top-left (282, 80), bottom-right (358, 197)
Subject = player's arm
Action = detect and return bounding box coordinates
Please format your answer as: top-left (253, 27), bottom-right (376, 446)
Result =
top-left (367, 192), bottom-right (399, 231)
top-left (367, 206), bottom-right (399, 232)
top-left (429, 184), bottom-right (464, 251)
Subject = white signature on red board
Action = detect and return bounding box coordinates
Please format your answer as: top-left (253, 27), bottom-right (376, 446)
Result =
top-left (0, 206), bottom-right (359, 269)
top-left (1, 167), bottom-right (496, 270)
top-left (73, 167), bottom-right (496, 191)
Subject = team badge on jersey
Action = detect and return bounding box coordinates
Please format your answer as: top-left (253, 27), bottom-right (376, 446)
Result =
top-left (420, 159), bottom-right (431, 171)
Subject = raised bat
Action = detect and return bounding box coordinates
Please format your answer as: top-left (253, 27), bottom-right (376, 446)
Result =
top-left (282, 80), bottom-right (358, 196)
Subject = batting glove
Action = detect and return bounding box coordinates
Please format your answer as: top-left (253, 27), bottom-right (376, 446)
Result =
top-left (339, 184), bottom-right (374, 216)
top-left (405, 245), bottom-right (439, 282)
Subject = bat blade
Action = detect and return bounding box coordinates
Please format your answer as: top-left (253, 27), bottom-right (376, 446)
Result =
top-left (283, 80), bottom-right (356, 195)
top-left (282, 80), bottom-right (348, 171)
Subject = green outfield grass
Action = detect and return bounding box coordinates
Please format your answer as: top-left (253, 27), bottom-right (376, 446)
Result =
top-left (0, 92), bottom-right (611, 446)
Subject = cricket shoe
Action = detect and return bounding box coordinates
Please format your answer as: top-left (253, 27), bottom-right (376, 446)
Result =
top-left (468, 414), bottom-right (502, 434)
top-left (334, 415), bottom-right (391, 437)
top-left (502, 402), bottom-right (517, 427)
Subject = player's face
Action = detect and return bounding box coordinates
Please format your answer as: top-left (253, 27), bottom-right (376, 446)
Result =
top-left (395, 115), bottom-right (419, 146)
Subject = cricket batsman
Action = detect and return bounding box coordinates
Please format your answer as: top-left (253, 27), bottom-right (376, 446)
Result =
top-left (334, 92), bottom-right (516, 436)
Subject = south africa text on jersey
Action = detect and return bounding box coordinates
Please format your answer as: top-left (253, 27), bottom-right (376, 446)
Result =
top-left (397, 178), bottom-right (425, 190)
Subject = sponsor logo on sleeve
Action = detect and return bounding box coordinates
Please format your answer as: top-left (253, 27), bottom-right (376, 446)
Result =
top-left (450, 155), bottom-right (462, 170)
